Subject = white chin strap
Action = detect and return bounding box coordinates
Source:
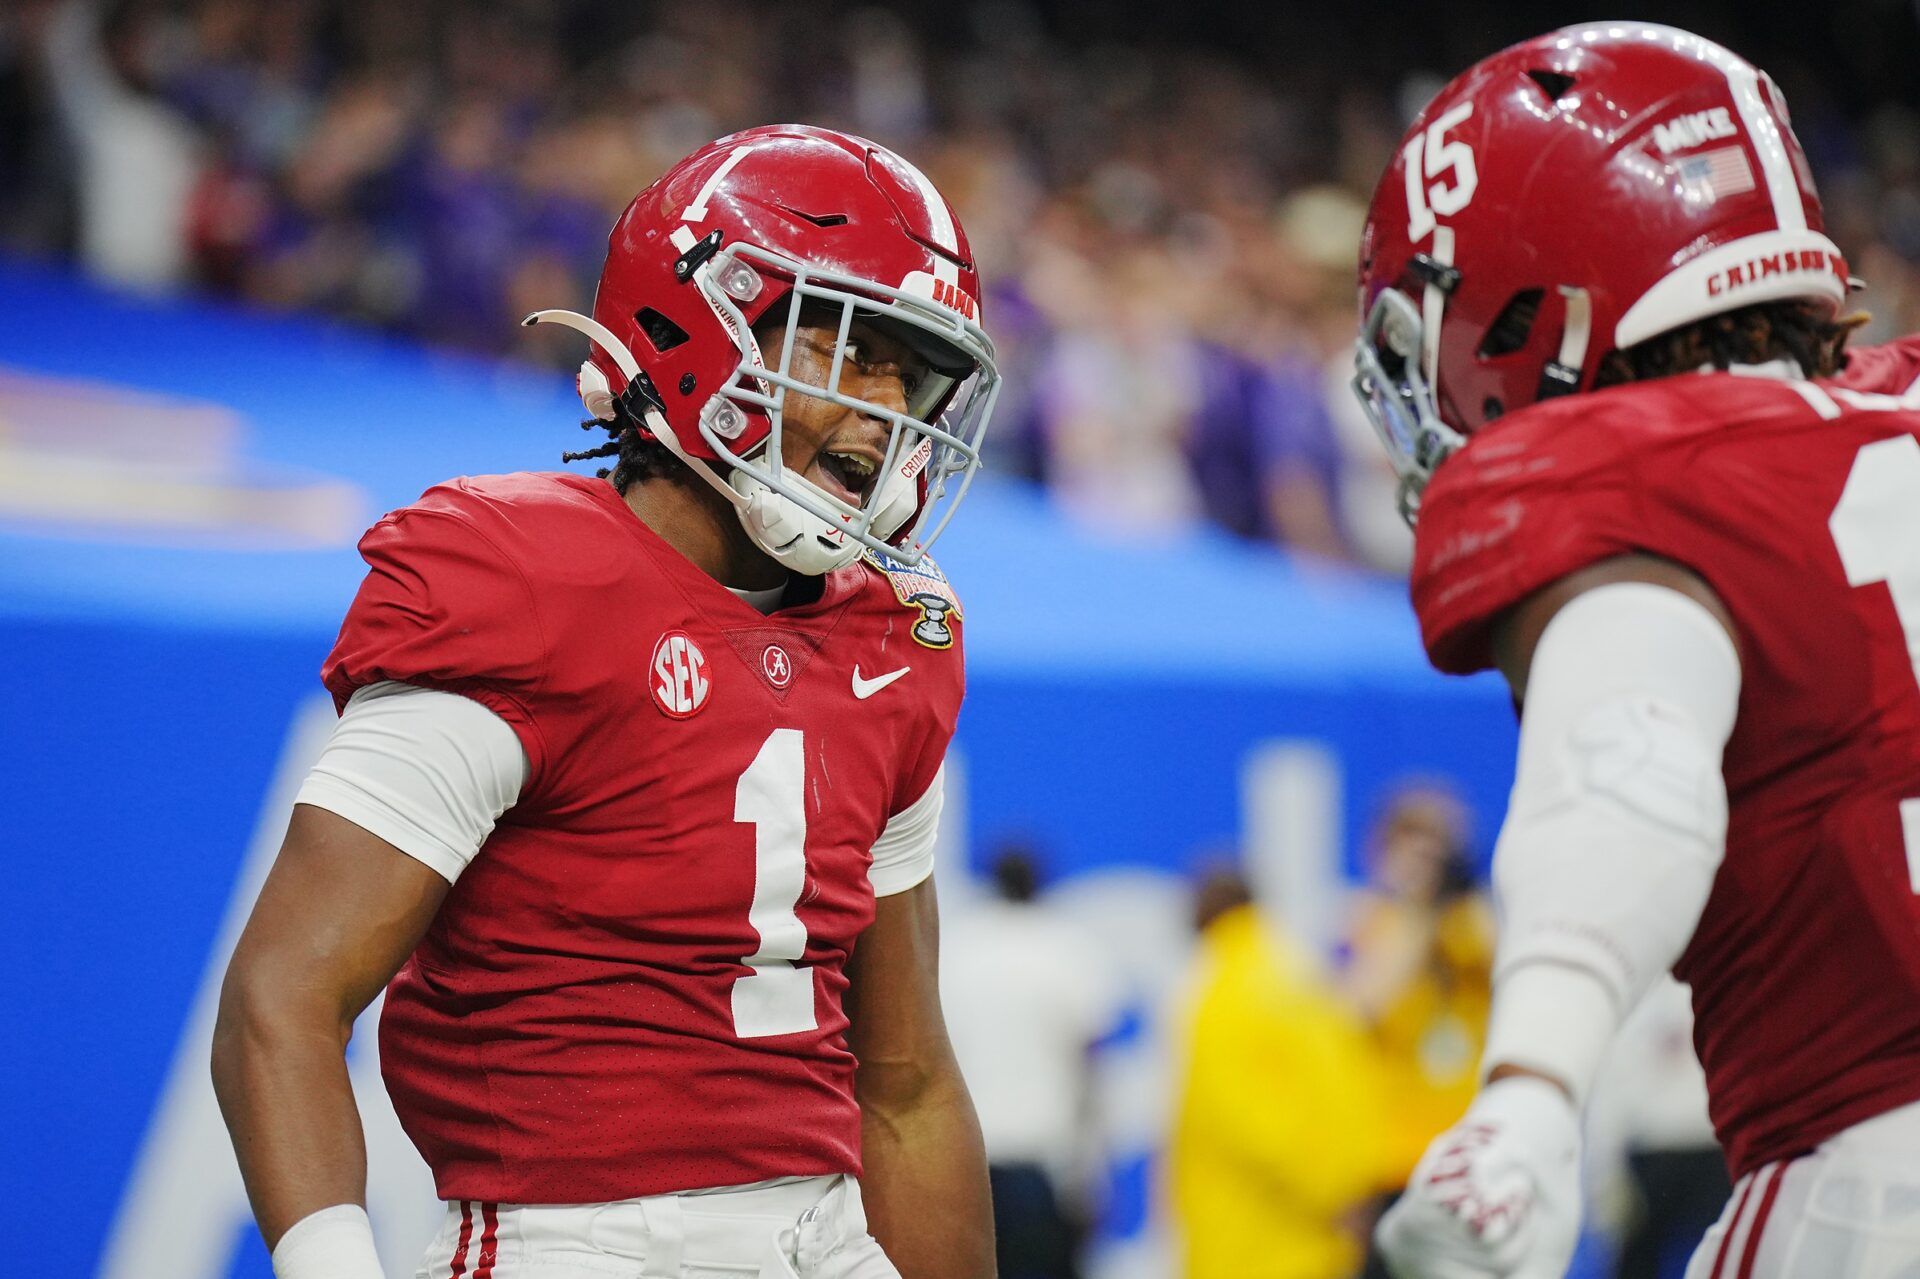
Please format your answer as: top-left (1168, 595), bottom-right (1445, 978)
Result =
top-left (731, 469), bottom-right (864, 574)
top-left (729, 445), bottom-right (921, 576)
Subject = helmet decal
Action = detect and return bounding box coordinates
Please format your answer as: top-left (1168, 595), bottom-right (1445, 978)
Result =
top-left (1402, 101), bottom-right (1479, 244)
top-left (680, 145), bottom-right (757, 225)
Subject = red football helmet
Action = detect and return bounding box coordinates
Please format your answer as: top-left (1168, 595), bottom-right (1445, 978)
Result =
top-left (1354, 23), bottom-right (1850, 519)
top-left (528, 124), bottom-right (999, 572)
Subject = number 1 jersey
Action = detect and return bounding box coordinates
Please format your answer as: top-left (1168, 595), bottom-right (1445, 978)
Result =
top-left (320, 472), bottom-right (963, 1204)
top-left (1409, 345), bottom-right (1920, 1178)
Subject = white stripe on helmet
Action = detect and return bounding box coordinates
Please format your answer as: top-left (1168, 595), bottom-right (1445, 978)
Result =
top-left (887, 151), bottom-right (961, 285)
top-left (1723, 61), bottom-right (1805, 233)
top-left (1643, 25), bottom-right (1805, 233)
top-left (683, 146), bottom-right (756, 223)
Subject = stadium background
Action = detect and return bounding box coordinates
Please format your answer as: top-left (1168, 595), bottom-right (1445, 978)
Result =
top-left (2, 1), bottom-right (1917, 1277)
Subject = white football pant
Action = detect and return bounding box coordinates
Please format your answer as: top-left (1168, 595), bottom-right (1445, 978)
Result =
top-left (410, 1175), bottom-right (900, 1279)
top-left (1685, 1099), bottom-right (1920, 1279)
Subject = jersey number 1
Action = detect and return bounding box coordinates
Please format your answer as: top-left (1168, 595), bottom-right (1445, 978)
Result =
top-left (1828, 434), bottom-right (1920, 892)
top-left (731, 728), bottom-right (818, 1038)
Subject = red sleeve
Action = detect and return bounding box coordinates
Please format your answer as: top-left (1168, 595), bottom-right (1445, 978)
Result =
top-left (864, 552), bottom-right (965, 818)
top-left (898, 629), bottom-right (962, 816)
top-left (322, 506), bottom-right (551, 783)
top-left (1830, 335), bottom-right (1920, 397)
top-left (1410, 408), bottom-right (1644, 675)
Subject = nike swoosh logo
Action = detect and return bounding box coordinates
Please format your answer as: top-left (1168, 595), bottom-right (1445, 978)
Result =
top-left (851, 665), bottom-right (911, 699)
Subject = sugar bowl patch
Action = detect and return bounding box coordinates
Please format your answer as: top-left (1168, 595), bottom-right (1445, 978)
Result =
top-left (864, 549), bottom-right (962, 650)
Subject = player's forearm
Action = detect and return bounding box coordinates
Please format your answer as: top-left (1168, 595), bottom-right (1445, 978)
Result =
top-left (210, 805), bottom-right (449, 1259)
top-left (211, 982), bottom-right (370, 1250)
top-left (858, 1062), bottom-right (994, 1279)
top-left (1481, 581), bottom-right (1739, 1106)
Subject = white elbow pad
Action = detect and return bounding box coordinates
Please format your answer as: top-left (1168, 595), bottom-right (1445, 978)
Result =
top-left (1483, 582), bottom-right (1740, 1103)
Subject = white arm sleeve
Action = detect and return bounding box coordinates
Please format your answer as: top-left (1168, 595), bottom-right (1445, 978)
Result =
top-left (293, 681), bottom-right (528, 884)
top-left (1480, 582), bottom-right (1741, 1106)
top-left (869, 765), bottom-right (944, 897)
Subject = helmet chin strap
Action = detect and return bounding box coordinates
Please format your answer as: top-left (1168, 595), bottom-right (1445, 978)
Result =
top-left (524, 306), bottom-right (871, 576)
top-left (729, 466), bottom-right (866, 574)
top-left (640, 398), bottom-right (867, 576)
top-left (1536, 286), bottom-right (1593, 400)
top-left (1419, 227), bottom-right (1455, 394)
top-left (730, 434), bottom-right (926, 575)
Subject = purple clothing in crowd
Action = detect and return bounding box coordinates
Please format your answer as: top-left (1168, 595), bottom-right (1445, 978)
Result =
top-left (1185, 343), bottom-right (1341, 542)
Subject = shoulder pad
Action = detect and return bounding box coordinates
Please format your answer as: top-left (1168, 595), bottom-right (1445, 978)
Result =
top-left (862, 549), bottom-right (963, 650)
top-left (410, 471), bottom-right (607, 524)
top-left (1412, 400), bottom-right (1644, 675)
top-left (1829, 335), bottom-right (1920, 397)
top-left (1413, 374), bottom-right (1831, 674)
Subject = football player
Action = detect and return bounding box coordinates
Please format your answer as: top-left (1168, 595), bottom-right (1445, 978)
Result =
top-left (211, 125), bottom-right (999, 1279)
top-left (1353, 25), bottom-right (1920, 1279)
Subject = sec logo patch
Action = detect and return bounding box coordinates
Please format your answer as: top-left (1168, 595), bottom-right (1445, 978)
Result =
top-left (651, 631), bottom-right (712, 718)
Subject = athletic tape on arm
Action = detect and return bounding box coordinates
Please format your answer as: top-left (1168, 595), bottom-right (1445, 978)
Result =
top-left (1481, 581), bottom-right (1740, 1103)
top-left (271, 1204), bottom-right (385, 1279)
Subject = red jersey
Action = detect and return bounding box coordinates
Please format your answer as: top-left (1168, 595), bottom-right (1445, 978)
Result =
top-left (1410, 347), bottom-right (1920, 1177)
top-left (321, 472), bottom-right (963, 1203)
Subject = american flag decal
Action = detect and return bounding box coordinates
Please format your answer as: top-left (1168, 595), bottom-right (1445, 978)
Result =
top-left (1678, 146), bottom-right (1756, 206)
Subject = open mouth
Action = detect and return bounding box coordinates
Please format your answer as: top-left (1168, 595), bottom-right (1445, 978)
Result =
top-left (816, 447), bottom-right (881, 507)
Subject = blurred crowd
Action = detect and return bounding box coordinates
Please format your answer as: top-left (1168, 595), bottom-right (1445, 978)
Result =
top-left (4, 0), bottom-right (1920, 569)
top-left (943, 788), bottom-right (1500, 1279)
top-left (1165, 790), bottom-right (1496, 1279)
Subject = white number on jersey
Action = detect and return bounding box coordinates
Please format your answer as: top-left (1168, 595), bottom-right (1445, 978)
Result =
top-left (731, 728), bottom-right (818, 1037)
top-left (1828, 432), bottom-right (1920, 891)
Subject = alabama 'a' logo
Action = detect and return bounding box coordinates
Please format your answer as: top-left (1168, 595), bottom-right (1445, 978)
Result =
top-left (651, 631), bottom-right (712, 718)
top-left (761, 643), bottom-right (793, 690)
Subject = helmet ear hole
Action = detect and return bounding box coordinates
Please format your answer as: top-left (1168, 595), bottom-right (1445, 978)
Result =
top-left (636, 308), bottom-right (690, 353)
top-left (1478, 288), bottom-right (1544, 359)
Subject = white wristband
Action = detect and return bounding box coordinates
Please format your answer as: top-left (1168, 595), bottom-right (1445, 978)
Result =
top-left (272, 1204), bottom-right (385, 1279)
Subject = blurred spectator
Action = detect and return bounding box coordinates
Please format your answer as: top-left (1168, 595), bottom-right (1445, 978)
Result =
top-left (1034, 239), bottom-right (1204, 532)
top-left (1252, 351), bottom-right (1351, 558)
top-left (1342, 785), bottom-right (1493, 1191)
top-left (33, 0), bottom-right (202, 290)
top-left (942, 845), bottom-right (1125, 1279)
top-left (1276, 185), bottom-right (1416, 573)
top-left (1167, 865), bottom-right (1390, 1279)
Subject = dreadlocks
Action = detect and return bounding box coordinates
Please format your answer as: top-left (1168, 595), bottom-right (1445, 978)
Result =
top-left (1593, 298), bottom-right (1868, 389)
top-left (561, 397), bottom-right (685, 494)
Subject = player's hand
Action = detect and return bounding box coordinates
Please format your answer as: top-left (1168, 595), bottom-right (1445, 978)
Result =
top-left (1375, 1075), bottom-right (1582, 1279)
